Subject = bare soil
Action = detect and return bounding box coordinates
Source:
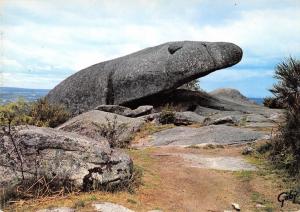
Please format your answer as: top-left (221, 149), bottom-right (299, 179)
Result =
top-left (7, 143), bottom-right (300, 212)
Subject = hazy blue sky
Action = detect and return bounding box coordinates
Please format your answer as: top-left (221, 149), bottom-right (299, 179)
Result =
top-left (1, 0), bottom-right (300, 97)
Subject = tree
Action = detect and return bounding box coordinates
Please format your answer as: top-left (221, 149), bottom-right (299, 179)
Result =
top-left (270, 57), bottom-right (300, 175)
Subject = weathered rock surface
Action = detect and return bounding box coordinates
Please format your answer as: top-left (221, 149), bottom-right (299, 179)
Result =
top-left (126, 105), bottom-right (153, 117)
top-left (174, 111), bottom-right (207, 125)
top-left (95, 105), bottom-right (130, 115)
top-left (174, 153), bottom-right (256, 171)
top-left (141, 111), bottom-right (206, 125)
top-left (95, 105), bottom-right (153, 117)
top-left (57, 110), bottom-right (145, 145)
top-left (0, 126), bottom-right (132, 191)
top-left (144, 125), bottom-right (266, 146)
top-left (208, 115), bottom-right (237, 125)
top-left (209, 88), bottom-right (255, 105)
top-left (46, 41), bottom-right (242, 114)
top-left (129, 88), bottom-right (283, 120)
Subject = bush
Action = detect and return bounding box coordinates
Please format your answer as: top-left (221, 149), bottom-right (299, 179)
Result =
top-left (96, 115), bottom-right (129, 148)
top-left (30, 98), bottom-right (70, 127)
top-left (159, 104), bottom-right (176, 124)
top-left (0, 99), bottom-right (32, 127)
top-left (0, 98), bottom-right (70, 128)
top-left (269, 57), bottom-right (300, 175)
top-left (263, 96), bottom-right (284, 109)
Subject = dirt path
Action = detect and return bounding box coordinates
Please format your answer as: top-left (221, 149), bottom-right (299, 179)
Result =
top-left (129, 145), bottom-right (300, 211)
top-left (8, 145), bottom-right (300, 212)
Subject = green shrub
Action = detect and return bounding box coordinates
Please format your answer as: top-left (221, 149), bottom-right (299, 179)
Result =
top-left (0, 99), bottom-right (32, 127)
top-left (256, 142), bottom-right (272, 154)
top-left (263, 96), bottom-right (284, 109)
top-left (159, 104), bottom-right (176, 124)
top-left (95, 115), bottom-right (129, 148)
top-left (29, 98), bottom-right (70, 127)
top-left (0, 98), bottom-right (70, 128)
top-left (269, 57), bottom-right (300, 176)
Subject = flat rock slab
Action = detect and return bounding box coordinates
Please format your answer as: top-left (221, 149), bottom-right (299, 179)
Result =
top-left (174, 153), bottom-right (256, 171)
top-left (93, 202), bottom-right (134, 212)
top-left (146, 125), bottom-right (266, 146)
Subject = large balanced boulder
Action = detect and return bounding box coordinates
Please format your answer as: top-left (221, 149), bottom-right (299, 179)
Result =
top-left (0, 126), bottom-right (132, 191)
top-left (46, 41), bottom-right (242, 115)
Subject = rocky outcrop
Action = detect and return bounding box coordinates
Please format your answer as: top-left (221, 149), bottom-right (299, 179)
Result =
top-left (46, 41), bottom-right (242, 115)
top-left (141, 111), bottom-right (206, 125)
top-left (207, 115), bottom-right (237, 125)
top-left (141, 125), bottom-right (267, 146)
top-left (57, 110), bottom-right (145, 146)
top-left (209, 88), bottom-right (254, 105)
top-left (174, 112), bottom-right (207, 125)
top-left (0, 126), bottom-right (132, 191)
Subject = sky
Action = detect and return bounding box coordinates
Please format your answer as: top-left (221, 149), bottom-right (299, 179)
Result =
top-left (0, 0), bottom-right (300, 97)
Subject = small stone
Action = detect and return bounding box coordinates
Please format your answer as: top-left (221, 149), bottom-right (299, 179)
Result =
top-left (231, 203), bottom-right (240, 211)
top-left (148, 210), bottom-right (163, 212)
top-left (255, 203), bottom-right (266, 208)
top-left (242, 146), bottom-right (254, 155)
top-left (174, 111), bottom-right (207, 125)
top-left (124, 105), bottom-right (154, 117)
top-left (209, 116), bottom-right (236, 125)
top-left (93, 202), bottom-right (134, 212)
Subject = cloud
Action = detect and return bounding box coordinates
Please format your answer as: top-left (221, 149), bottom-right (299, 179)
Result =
top-left (1, 0), bottom-right (300, 97)
top-left (202, 69), bottom-right (274, 82)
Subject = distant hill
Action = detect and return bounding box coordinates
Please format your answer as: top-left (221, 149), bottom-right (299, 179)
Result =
top-left (0, 87), bottom-right (50, 105)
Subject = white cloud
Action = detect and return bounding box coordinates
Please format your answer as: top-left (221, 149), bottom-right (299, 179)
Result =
top-left (1, 57), bottom-right (22, 69)
top-left (1, 72), bottom-right (64, 89)
top-left (0, 0), bottom-right (300, 97)
top-left (202, 69), bottom-right (274, 82)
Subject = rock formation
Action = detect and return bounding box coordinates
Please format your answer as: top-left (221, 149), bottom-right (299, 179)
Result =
top-left (0, 126), bottom-right (132, 191)
top-left (142, 125), bottom-right (266, 147)
top-left (57, 110), bottom-right (145, 146)
top-left (46, 41), bottom-right (242, 115)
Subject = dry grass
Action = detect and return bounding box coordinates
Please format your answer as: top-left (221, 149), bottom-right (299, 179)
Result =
top-left (5, 144), bottom-right (300, 211)
top-left (131, 122), bottom-right (175, 145)
top-left (4, 148), bottom-right (162, 212)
